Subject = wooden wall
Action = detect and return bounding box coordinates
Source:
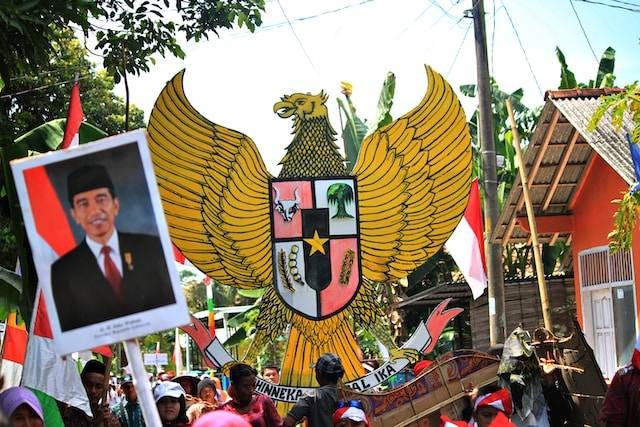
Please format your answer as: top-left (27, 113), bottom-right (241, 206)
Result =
top-left (470, 276), bottom-right (576, 351)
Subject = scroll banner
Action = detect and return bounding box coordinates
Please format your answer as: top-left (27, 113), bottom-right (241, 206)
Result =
top-left (182, 299), bottom-right (462, 403)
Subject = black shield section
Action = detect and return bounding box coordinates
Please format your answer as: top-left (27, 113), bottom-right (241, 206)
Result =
top-left (302, 208), bottom-right (331, 291)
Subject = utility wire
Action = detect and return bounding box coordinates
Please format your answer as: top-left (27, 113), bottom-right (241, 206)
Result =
top-left (609, 0), bottom-right (640, 6)
top-left (490, 0), bottom-right (497, 76)
top-left (573, 0), bottom-right (640, 12)
top-left (276, 0), bottom-right (317, 72)
top-left (502, 4), bottom-right (543, 97)
top-left (394, 3), bottom-right (435, 39)
top-left (0, 75), bottom-right (91, 99)
top-left (446, 22), bottom-right (472, 77)
top-left (569, 0), bottom-right (600, 64)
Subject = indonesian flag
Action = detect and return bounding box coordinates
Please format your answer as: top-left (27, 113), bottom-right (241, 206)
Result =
top-left (445, 179), bottom-right (487, 299)
top-left (60, 82), bottom-right (84, 149)
top-left (632, 335), bottom-right (640, 369)
top-left (0, 312), bottom-right (28, 389)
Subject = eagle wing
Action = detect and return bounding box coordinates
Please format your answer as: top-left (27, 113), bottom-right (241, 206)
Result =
top-left (147, 70), bottom-right (274, 289)
top-left (353, 66), bottom-right (472, 283)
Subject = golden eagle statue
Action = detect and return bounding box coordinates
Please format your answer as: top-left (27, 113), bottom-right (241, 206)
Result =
top-left (147, 66), bottom-right (471, 392)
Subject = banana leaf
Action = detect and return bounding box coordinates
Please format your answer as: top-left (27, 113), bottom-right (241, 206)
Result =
top-left (555, 47), bottom-right (577, 89)
top-left (369, 72), bottom-right (396, 132)
top-left (337, 98), bottom-right (367, 172)
top-left (595, 47), bottom-right (615, 88)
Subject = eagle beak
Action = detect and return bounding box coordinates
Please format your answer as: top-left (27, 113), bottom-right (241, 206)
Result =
top-left (274, 100), bottom-right (295, 118)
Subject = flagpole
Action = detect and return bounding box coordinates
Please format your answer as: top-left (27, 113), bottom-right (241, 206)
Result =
top-left (124, 339), bottom-right (162, 427)
top-left (506, 98), bottom-right (553, 331)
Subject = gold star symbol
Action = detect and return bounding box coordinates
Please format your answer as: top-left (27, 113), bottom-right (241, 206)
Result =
top-left (304, 230), bottom-right (328, 255)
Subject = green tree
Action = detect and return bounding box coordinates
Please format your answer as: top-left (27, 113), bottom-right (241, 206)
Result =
top-left (327, 183), bottom-right (354, 218)
top-left (0, 28), bottom-right (145, 148)
top-left (0, 0), bottom-right (265, 86)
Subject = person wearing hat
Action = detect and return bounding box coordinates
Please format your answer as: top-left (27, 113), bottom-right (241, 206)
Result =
top-left (0, 387), bottom-right (44, 427)
top-left (332, 401), bottom-right (369, 427)
top-left (154, 382), bottom-right (190, 426)
top-left (112, 374), bottom-right (145, 427)
top-left (284, 353), bottom-right (345, 427)
top-left (51, 163), bottom-right (176, 331)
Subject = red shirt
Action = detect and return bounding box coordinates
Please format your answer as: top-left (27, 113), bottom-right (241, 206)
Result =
top-left (600, 365), bottom-right (640, 427)
top-left (222, 394), bottom-right (283, 427)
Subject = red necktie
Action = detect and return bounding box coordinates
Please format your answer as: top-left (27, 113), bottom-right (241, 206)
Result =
top-left (101, 246), bottom-right (123, 301)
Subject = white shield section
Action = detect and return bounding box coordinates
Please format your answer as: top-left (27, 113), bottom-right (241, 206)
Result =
top-left (274, 241), bottom-right (318, 317)
top-left (313, 178), bottom-right (358, 236)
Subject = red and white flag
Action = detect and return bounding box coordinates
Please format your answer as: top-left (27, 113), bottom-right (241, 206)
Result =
top-left (445, 179), bottom-right (487, 299)
top-left (0, 312), bottom-right (28, 389)
top-left (60, 81), bottom-right (84, 149)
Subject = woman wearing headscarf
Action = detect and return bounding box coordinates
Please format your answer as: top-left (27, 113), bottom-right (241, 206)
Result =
top-left (154, 382), bottom-right (191, 427)
top-left (221, 363), bottom-right (282, 427)
top-left (0, 387), bottom-right (44, 427)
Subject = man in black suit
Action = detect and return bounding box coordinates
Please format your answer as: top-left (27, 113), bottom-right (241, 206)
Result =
top-left (51, 164), bottom-right (176, 331)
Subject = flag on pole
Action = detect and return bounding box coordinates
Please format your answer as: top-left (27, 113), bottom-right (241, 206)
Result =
top-left (60, 81), bottom-right (84, 149)
top-left (173, 328), bottom-right (183, 375)
top-left (445, 179), bottom-right (488, 299)
top-left (204, 276), bottom-right (216, 338)
top-left (19, 82), bottom-right (92, 423)
top-left (0, 312), bottom-right (28, 389)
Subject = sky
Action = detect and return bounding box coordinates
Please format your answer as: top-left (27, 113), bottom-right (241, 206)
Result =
top-left (109, 0), bottom-right (640, 176)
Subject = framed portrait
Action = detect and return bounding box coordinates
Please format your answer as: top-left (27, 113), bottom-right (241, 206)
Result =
top-left (11, 130), bottom-right (190, 355)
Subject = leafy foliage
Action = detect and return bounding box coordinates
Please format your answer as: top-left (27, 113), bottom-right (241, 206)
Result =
top-left (0, 28), bottom-right (144, 148)
top-left (587, 83), bottom-right (640, 252)
top-left (608, 191), bottom-right (640, 253)
top-left (588, 82), bottom-right (640, 144)
top-left (555, 46), bottom-right (616, 89)
top-left (0, 0), bottom-right (265, 85)
top-left (461, 79), bottom-right (540, 208)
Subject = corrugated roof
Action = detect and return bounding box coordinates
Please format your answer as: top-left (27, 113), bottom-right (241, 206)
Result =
top-left (550, 96), bottom-right (635, 184)
top-left (492, 88), bottom-right (635, 246)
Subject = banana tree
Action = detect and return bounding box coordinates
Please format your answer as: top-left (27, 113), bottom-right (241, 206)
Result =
top-left (556, 46), bottom-right (616, 89)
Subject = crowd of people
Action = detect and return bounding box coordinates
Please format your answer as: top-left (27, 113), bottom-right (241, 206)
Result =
top-left (0, 344), bottom-right (637, 426)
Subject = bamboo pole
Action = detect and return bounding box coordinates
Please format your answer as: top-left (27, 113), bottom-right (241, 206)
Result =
top-left (505, 98), bottom-right (553, 331)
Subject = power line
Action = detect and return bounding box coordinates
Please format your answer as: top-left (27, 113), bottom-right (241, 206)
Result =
top-left (569, 0), bottom-right (600, 64)
top-left (573, 0), bottom-right (640, 12)
top-left (276, 0), bottom-right (317, 72)
top-left (490, 0), bottom-right (497, 76)
top-left (446, 22), bottom-right (472, 76)
top-left (0, 75), bottom-right (91, 99)
top-left (394, 3), bottom-right (435, 39)
top-left (609, 0), bottom-right (640, 7)
top-left (502, 4), bottom-right (543, 97)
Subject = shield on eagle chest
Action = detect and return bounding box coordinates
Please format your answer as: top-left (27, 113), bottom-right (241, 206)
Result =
top-left (270, 178), bottom-right (361, 320)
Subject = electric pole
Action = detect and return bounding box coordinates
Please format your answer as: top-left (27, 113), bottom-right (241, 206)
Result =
top-left (471, 0), bottom-right (506, 346)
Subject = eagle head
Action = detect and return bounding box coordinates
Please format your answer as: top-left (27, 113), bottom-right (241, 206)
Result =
top-left (273, 91), bottom-right (329, 121)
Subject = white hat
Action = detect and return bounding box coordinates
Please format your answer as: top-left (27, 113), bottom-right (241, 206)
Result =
top-left (153, 381), bottom-right (185, 402)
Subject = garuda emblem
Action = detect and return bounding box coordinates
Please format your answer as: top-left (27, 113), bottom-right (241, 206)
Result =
top-left (147, 66), bottom-right (472, 391)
